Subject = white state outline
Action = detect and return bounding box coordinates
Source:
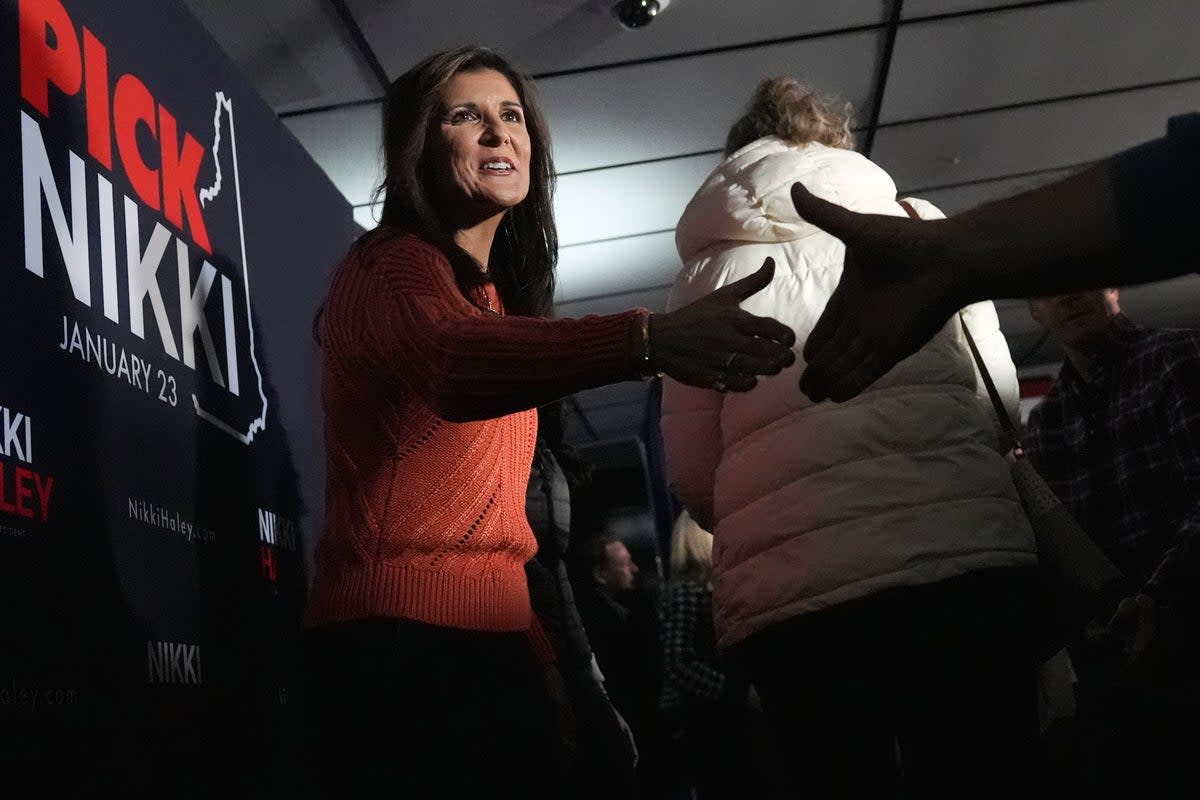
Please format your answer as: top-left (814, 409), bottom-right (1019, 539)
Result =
top-left (198, 97), bottom-right (225, 205)
top-left (191, 92), bottom-right (268, 445)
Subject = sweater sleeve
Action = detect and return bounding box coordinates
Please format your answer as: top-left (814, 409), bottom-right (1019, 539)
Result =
top-left (1110, 112), bottom-right (1199, 267)
top-left (335, 233), bottom-right (644, 422)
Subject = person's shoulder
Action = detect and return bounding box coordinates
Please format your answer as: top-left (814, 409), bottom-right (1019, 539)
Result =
top-left (1127, 325), bottom-right (1200, 365)
top-left (1115, 326), bottom-right (1200, 401)
top-left (717, 139), bottom-right (875, 194)
top-left (751, 141), bottom-right (876, 186)
top-left (1136, 325), bottom-right (1200, 347)
top-left (356, 226), bottom-right (449, 267)
top-left (344, 228), bottom-right (461, 300)
top-left (765, 143), bottom-right (897, 215)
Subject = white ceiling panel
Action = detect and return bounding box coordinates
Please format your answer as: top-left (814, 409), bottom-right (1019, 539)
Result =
top-left (912, 167), bottom-right (1077, 213)
top-left (354, 203), bottom-right (381, 230)
top-left (355, 152), bottom-right (721, 242)
top-left (557, 231), bottom-right (680, 304)
top-left (353, 205), bottom-right (687, 305)
top-left (284, 104), bottom-right (384, 206)
top-left (183, 0), bottom-right (381, 113)
top-left (902, 0), bottom-right (1056, 18)
top-left (872, 79), bottom-right (1200, 191)
top-left (286, 26), bottom-right (881, 209)
top-left (1104, 276), bottom-right (1200, 326)
top-left (883, 0), bottom-right (1200, 122)
top-left (540, 29), bottom-right (883, 173)
top-left (556, 154), bottom-right (719, 246)
top-left (345, 0), bottom-right (890, 79)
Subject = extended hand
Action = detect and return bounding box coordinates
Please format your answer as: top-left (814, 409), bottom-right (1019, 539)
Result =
top-left (653, 257), bottom-right (796, 392)
top-left (790, 182), bottom-right (964, 402)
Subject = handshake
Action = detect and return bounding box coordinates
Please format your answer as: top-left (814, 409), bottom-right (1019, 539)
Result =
top-left (668, 149), bottom-right (1165, 405)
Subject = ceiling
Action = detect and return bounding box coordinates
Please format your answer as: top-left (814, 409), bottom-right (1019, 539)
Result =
top-left (184, 0), bottom-right (1200, 443)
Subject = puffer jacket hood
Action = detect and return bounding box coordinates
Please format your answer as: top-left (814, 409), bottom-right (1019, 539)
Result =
top-left (676, 137), bottom-right (897, 258)
top-left (662, 138), bottom-right (1036, 647)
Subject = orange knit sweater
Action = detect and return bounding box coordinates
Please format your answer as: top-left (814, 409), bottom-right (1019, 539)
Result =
top-left (303, 229), bottom-right (642, 639)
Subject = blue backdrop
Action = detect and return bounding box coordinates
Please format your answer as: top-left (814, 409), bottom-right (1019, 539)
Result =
top-left (0, 0), bottom-right (357, 792)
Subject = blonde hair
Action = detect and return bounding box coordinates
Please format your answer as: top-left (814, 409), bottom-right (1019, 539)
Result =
top-left (668, 511), bottom-right (714, 584)
top-left (724, 76), bottom-right (855, 156)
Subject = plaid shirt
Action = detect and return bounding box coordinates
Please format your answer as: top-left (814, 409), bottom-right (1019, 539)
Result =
top-left (658, 579), bottom-right (727, 709)
top-left (1026, 317), bottom-right (1200, 605)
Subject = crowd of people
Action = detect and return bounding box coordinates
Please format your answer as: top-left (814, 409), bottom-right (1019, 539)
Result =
top-left (298, 42), bottom-right (1199, 799)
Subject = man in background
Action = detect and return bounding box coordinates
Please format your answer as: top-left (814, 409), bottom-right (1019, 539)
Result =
top-left (577, 534), bottom-right (663, 795)
top-left (1025, 289), bottom-right (1200, 798)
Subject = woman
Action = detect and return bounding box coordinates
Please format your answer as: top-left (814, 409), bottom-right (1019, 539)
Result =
top-left (300, 47), bottom-right (795, 798)
top-left (661, 77), bottom-right (1040, 799)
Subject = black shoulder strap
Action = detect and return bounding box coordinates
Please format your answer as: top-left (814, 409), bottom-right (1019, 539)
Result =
top-left (898, 199), bottom-right (1023, 454)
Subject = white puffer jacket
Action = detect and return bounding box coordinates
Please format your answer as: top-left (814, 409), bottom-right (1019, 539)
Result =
top-left (662, 138), bottom-right (1036, 648)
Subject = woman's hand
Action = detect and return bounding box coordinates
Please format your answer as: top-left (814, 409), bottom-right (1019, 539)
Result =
top-left (651, 257), bottom-right (797, 392)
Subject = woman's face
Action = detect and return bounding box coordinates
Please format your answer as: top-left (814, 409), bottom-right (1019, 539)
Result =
top-left (431, 68), bottom-right (532, 223)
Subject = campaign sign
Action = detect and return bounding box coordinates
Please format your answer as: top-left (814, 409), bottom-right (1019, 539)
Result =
top-left (0, 0), bottom-right (358, 791)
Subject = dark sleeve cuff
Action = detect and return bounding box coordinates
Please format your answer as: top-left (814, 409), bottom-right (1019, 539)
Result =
top-left (1110, 113), bottom-right (1200, 267)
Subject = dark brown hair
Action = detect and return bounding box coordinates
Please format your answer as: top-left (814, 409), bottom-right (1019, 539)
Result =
top-left (374, 46), bottom-right (557, 317)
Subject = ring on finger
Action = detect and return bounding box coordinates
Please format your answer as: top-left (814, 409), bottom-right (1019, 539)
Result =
top-left (712, 379), bottom-right (727, 393)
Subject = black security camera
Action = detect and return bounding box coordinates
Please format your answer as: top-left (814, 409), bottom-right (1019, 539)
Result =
top-left (614, 0), bottom-right (670, 29)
